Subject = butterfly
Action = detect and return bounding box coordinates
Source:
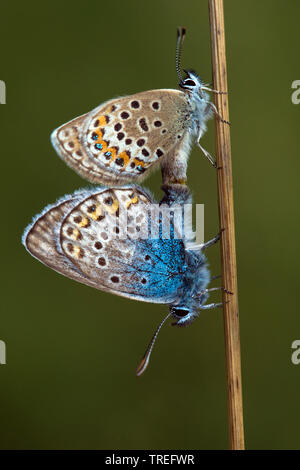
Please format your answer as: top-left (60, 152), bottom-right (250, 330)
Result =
top-left (22, 184), bottom-right (225, 375)
top-left (51, 28), bottom-right (227, 187)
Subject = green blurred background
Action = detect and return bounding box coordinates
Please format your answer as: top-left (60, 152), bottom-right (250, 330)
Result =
top-left (1, 0), bottom-right (299, 450)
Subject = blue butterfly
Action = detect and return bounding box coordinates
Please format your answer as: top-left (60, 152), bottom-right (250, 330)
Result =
top-left (22, 184), bottom-right (224, 375)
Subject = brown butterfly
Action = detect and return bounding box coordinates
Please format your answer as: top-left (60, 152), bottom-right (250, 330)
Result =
top-left (51, 28), bottom-right (227, 186)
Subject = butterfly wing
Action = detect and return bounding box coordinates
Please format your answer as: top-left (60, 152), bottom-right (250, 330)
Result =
top-left (22, 189), bottom-right (99, 289)
top-left (50, 114), bottom-right (120, 185)
top-left (51, 90), bottom-right (191, 185)
top-left (23, 186), bottom-right (186, 304)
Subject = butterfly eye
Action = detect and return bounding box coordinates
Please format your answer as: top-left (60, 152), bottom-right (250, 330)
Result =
top-left (171, 307), bottom-right (189, 318)
top-left (184, 80), bottom-right (196, 87)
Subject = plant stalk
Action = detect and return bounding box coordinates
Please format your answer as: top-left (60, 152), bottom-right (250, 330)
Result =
top-left (208, 0), bottom-right (245, 450)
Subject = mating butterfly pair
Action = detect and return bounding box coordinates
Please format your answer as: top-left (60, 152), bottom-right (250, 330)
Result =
top-left (51, 28), bottom-right (226, 187)
top-left (23, 28), bottom-right (226, 375)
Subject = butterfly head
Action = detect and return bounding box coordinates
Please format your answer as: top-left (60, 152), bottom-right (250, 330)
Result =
top-left (170, 305), bottom-right (199, 327)
top-left (176, 29), bottom-right (207, 100)
top-left (179, 69), bottom-right (206, 98)
top-left (170, 285), bottom-right (210, 327)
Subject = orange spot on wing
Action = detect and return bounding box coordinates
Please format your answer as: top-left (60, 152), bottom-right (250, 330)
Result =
top-left (114, 151), bottom-right (130, 167)
top-left (72, 228), bottom-right (81, 240)
top-left (104, 198), bottom-right (119, 214)
top-left (98, 140), bottom-right (108, 152)
top-left (126, 194), bottom-right (139, 208)
top-left (89, 204), bottom-right (103, 221)
top-left (133, 158), bottom-right (145, 168)
top-left (78, 217), bottom-right (90, 228)
top-left (106, 147), bottom-right (118, 159)
top-left (98, 115), bottom-right (108, 126)
top-left (94, 129), bottom-right (103, 141)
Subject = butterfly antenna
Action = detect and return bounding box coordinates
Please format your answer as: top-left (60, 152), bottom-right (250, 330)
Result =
top-left (136, 312), bottom-right (172, 377)
top-left (176, 27), bottom-right (186, 82)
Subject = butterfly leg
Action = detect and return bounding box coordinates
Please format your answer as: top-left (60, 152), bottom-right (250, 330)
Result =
top-left (201, 297), bottom-right (231, 309)
top-left (209, 276), bottom-right (234, 296)
top-left (206, 101), bottom-right (230, 125)
top-left (193, 287), bottom-right (233, 300)
top-left (196, 141), bottom-right (217, 168)
top-left (201, 230), bottom-right (222, 249)
top-left (204, 287), bottom-right (233, 295)
top-left (199, 302), bottom-right (223, 310)
top-left (211, 274), bottom-right (222, 281)
top-left (202, 86), bottom-right (227, 95)
top-left (188, 229), bottom-right (223, 251)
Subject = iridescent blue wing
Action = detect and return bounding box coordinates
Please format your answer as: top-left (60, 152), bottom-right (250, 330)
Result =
top-left (110, 237), bottom-right (186, 302)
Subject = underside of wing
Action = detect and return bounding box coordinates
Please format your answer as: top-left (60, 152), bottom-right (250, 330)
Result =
top-left (51, 114), bottom-right (122, 185)
top-left (22, 190), bottom-right (99, 289)
top-left (51, 89), bottom-right (191, 185)
top-left (82, 90), bottom-right (191, 183)
top-left (23, 186), bottom-right (186, 304)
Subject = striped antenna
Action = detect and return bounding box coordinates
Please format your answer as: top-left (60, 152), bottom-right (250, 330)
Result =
top-left (136, 312), bottom-right (172, 376)
top-left (176, 27), bottom-right (186, 82)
